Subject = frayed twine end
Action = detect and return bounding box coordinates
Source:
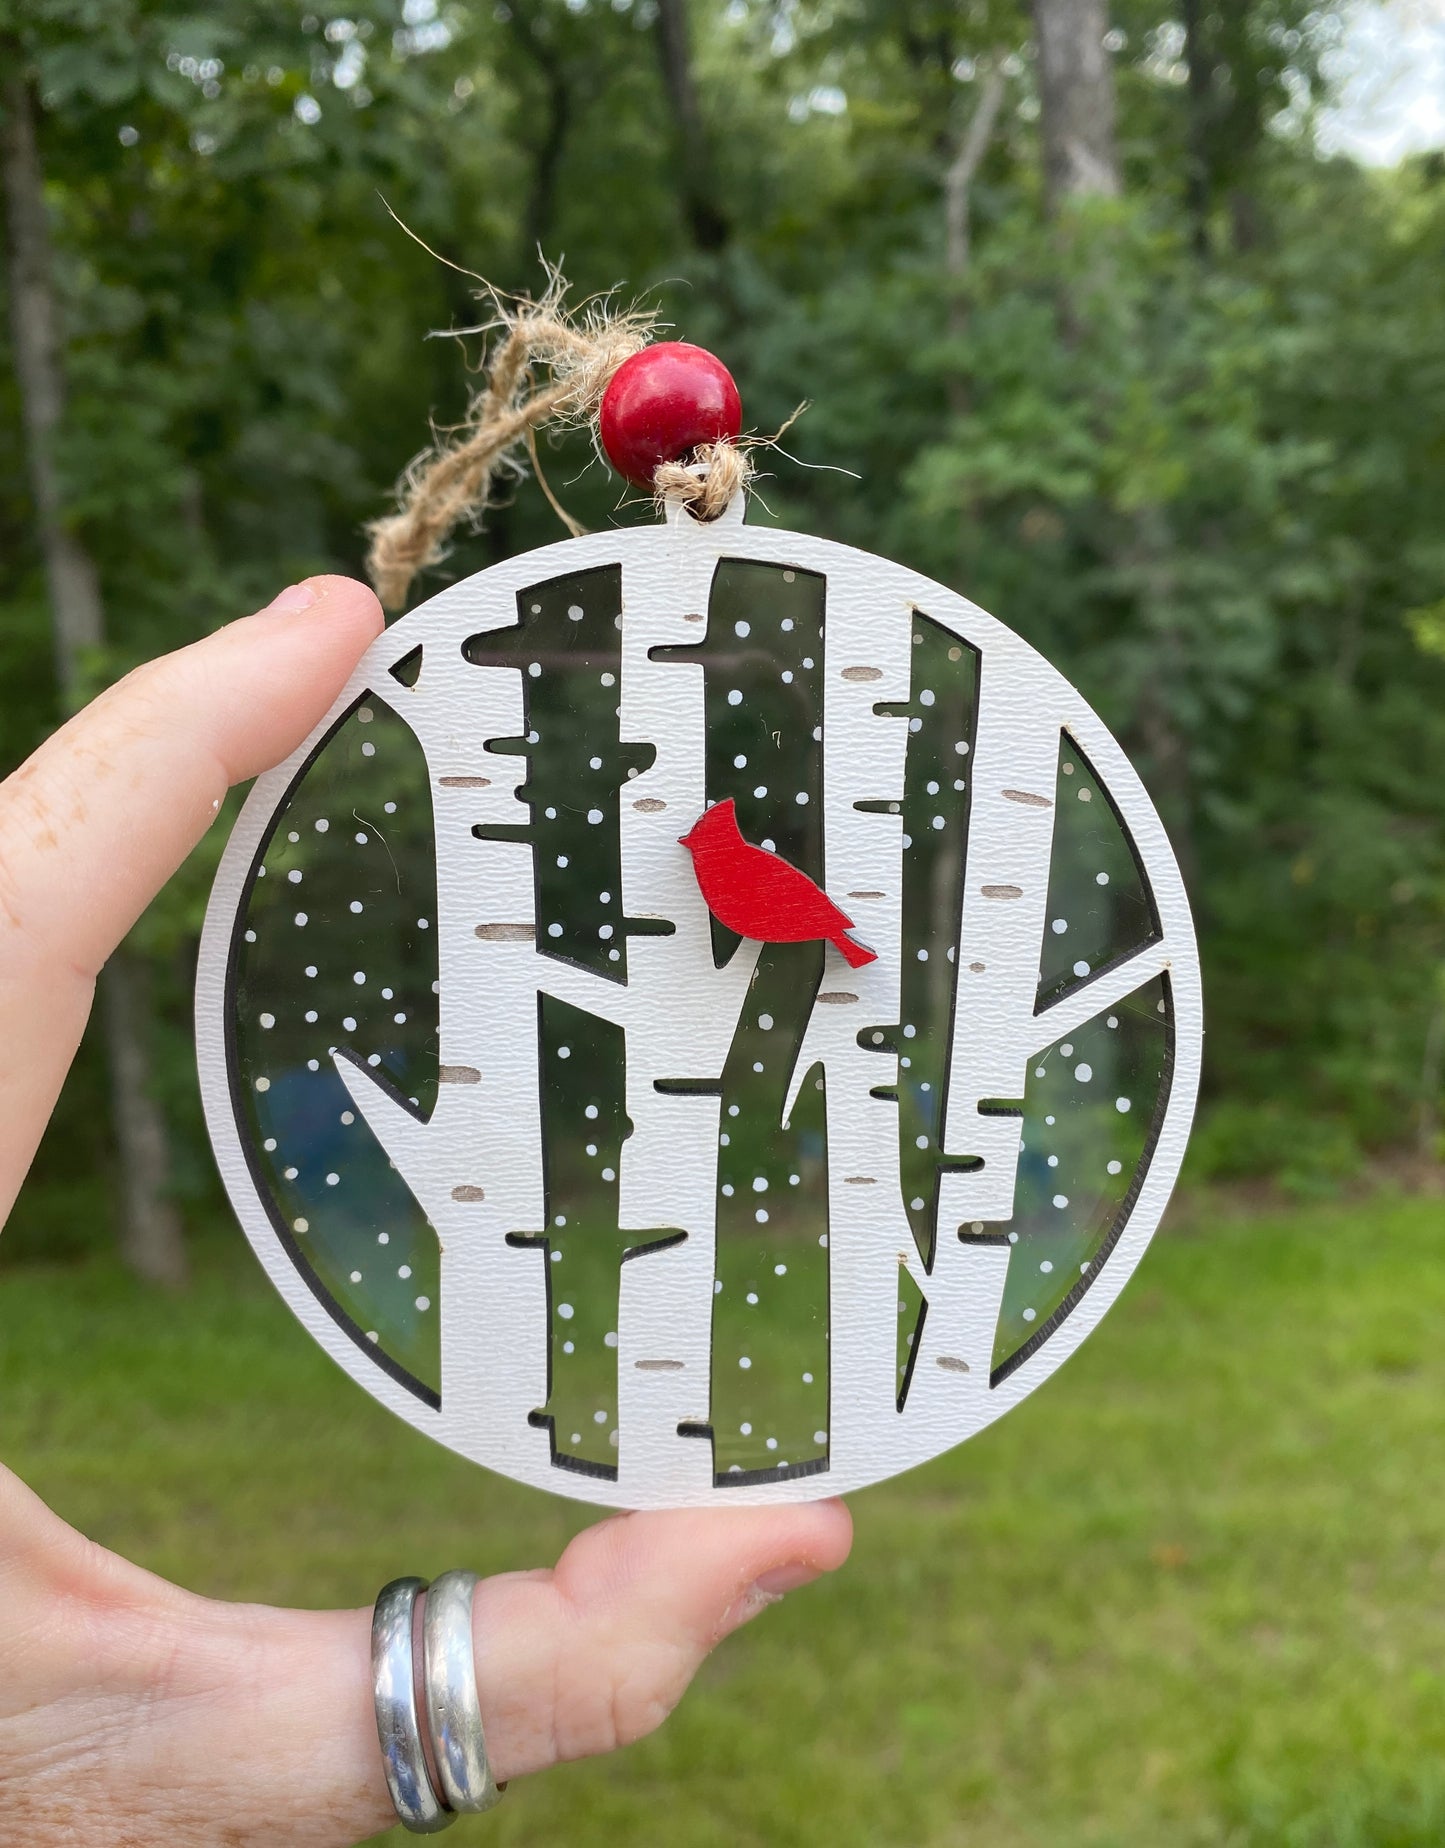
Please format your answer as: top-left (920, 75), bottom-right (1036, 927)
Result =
top-left (366, 264), bottom-right (771, 610)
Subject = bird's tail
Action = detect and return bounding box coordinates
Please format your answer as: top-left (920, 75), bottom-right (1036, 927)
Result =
top-left (834, 932), bottom-right (878, 969)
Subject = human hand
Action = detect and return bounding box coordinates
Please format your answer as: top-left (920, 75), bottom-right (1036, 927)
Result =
top-left (0, 577), bottom-right (852, 1844)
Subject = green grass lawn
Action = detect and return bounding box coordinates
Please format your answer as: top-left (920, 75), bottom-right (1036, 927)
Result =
top-left (5, 1190), bottom-right (1445, 1846)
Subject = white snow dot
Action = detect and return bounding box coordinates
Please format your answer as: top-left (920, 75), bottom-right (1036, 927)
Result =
top-left (755, 1208), bottom-right (769, 1223)
top-left (758, 1013), bottom-right (774, 1030)
top-left (1022, 1306), bottom-right (1036, 1322)
top-left (259, 1012), bottom-right (275, 1029)
top-left (734, 753), bottom-right (748, 768)
top-left (350, 1269), bottom-right (362, 1284)
top-left (558, 1045), bottom-right (571, 1059)
top-left (604, 1330), bottom-right (618, 1348)
top-left (795, 790), bottom-right (809, 805)
top-left (353, 970), bottom-right (366, 985)
top-left (1073, 960), bottom-right (1091, 977)
top-left (558, 1303), bottom-right (575, 1320)
top-left (774, 1263), bottom-right (787, 1276)
top-left (1107, 1159), bottom-right (1123, 1174)
top-left (1052, 1193), bottom-right (1069, 1209)
top-left (1051, 918), bottom-right (1068, 935)
top-left (294, 1217), bottom-right (309, 1233)
top-left (1075, 1062), bottom-right (1093, 1082)
top-left (587, 808), bottom-right (604, 825)
top-left (734, 620), bottom-right (750, 637)
top-left (287, 869), bottom-right (303, 884)
top-left (753, 785), bottom-right (768, 799)
top-left (254, 1076), bottom-right (270, 1093)
top-left (920, 688), bottom-right (935, 706)
top-left (727, 689), bottom-right (742, 706)
top-left (738, 1356), bottom-right (752, 1370)
top-left (566, 603), bottom-right (582, 620)
top-left (1116, 1096), bottom-right (1132, 1113)
top-left (1097, 871), bottom-right (1110, 886)
top-left (548, 921), bottom-right (563, 937)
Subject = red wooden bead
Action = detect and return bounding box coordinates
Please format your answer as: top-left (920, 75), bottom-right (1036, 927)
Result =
top-left (599, 342), bottom-right (743, 487)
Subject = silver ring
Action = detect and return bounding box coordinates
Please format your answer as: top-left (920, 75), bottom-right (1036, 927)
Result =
top-left (372, 1577), bottom-right (453, 1833)
top-left (422, 1569), bottom-right (506, 1813)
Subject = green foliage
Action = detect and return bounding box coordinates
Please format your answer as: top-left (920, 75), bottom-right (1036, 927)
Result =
top-left (3, 0), bottom-right (1444, 1255)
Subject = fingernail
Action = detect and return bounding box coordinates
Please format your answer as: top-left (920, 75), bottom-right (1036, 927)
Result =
top-left (717, 1585), bottom-right (782, 1639)
top-left (753, 1562), bottom-right (823, 1597)
top-left (265, 580), bottom-right (322, 616)
top-left (717, 1562), bottom-right (822, 1640)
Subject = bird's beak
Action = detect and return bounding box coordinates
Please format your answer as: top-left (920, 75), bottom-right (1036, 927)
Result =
top-left (677, 831), bottom-right (694, 848)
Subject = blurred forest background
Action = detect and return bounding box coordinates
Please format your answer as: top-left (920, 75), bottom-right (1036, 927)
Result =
top-left (3, 0), bottom-right (1445, 1285)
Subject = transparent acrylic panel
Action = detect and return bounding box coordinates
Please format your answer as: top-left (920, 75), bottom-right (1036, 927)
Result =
top-left (858, 612), bottom-right (981, 1269)
top-left (231, 699), bottom-right (442, 1398)
top-left (523, 996), bottom-right (683, 1479)
top-left (1037, 736), bottom-right (1157, 1010)
top-left (990, 972), bottom-right (1173, 1380)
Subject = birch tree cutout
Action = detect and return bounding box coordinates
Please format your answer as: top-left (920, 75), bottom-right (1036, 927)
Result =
top-left (199, 503), bottom-right (1201, 1510)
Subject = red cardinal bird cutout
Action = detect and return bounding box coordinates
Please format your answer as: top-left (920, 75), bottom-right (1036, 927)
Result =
top-left (679, 798), bottom-right (878, 969)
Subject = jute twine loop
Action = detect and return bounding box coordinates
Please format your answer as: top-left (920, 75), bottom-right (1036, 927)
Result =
top-left (366, 277), bottom-right (755, 610)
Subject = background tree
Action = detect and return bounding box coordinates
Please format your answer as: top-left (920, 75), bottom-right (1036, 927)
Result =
top-left (0, 0), bottom-right (1442, 1279)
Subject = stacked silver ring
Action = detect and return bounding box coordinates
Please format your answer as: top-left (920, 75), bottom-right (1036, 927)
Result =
top-left (372, 1571), bottom-right (506, 1832)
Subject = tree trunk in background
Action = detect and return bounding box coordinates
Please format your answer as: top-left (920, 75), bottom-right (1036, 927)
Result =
top-left (1181, 0), bottom-right (1216, 255)
top-left (944, 62), bottom-right (1007, 408)
top-left (1029, 0), bottom-right (1121, 211)
top-left (505, 2), bottom-right (572, 266)
top-left (653, 0), bottom-right (731, 253)
top-left (1, 62), bottom-right (187, 1287)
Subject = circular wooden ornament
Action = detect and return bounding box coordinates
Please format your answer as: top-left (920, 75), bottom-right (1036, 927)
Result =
top-left (196, 498), bottom-right (1201, 1508)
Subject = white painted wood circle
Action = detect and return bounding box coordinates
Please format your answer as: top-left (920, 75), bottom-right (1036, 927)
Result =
top-left (196, 500), bottom-right (1201, 1508)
